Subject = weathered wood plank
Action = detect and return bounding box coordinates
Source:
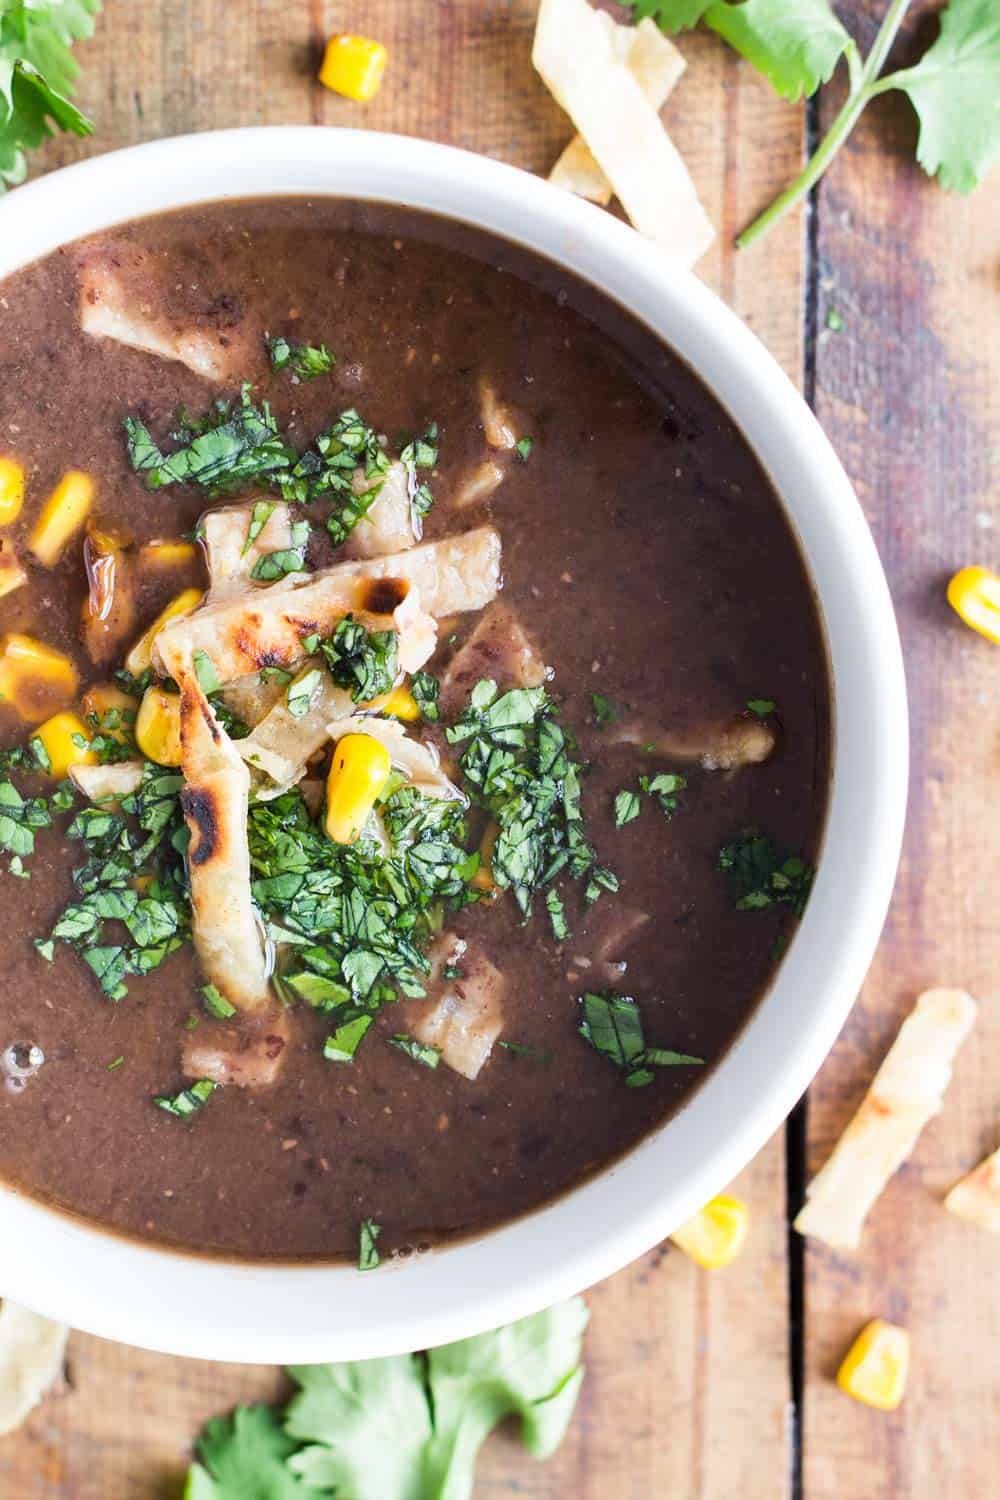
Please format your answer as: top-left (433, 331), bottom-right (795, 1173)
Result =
top-left (804, 5), bottom-right (1000, 1497)
top-left (3, 5), bottom-right (807, 1496)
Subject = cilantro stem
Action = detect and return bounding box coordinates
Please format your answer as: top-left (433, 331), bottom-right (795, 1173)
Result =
top-left (736, 0), bottom-right (916, 251)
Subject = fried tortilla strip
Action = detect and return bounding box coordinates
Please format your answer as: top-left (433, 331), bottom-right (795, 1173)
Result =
top-left (179, 676), bottom-right (270, 1012)
top-left (0, 1302), bottom-right (69, 1437)
top-left (533, 0), bottom-right (714, 267)
top-left (439, 602), bottom-right (549, 719)
top-left (349, 461), bottom-right (418, 558)
top-left (240, 666), bottom-right (355, 794)
top-left (183, 1008), bottom-right (291, 1090)
top-left (795, 988), bottom-right (978, 1251)
top-left (201, 500), bottom-right (306, 599)
top-left (78, 249), bottom-right (250, 382)
top-left (608, 714), bottom-right (777, 771)
top-left (405, 933), bottom-right (505, 1080)
top-left (154, 528), bottom-right (501, 684)
top-left (945, 1147), bottom-right (1000, 1232)
top-left (550, 17), bottom-right (686, 206)
top-left (70, 760), bottom-right (145, 802)
top-left (217, 672), bottom-right (286, 731)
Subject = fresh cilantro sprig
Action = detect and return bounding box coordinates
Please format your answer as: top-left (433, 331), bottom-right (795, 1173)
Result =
top-left (319, 616), bottom-right (398, 703)
top-left (614, 771), bottom-right (686, 828)
top-left (634, 0), bottom-right (1000, 247)
top-left (0, 0), bottom-right (102, 191)
top-left (185, 1299), bottom-right (588, 1500)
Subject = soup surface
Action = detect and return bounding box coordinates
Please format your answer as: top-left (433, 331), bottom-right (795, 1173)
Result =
top-left (0, 200), bottom-right (828, 1260)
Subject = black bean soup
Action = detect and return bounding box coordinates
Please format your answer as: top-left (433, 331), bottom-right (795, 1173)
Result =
top-left (0, 200), bottom-right (829, 1261)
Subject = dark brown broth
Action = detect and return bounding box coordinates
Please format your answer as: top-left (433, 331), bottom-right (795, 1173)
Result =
top-left (0, 200), bottom-right (829, 1260)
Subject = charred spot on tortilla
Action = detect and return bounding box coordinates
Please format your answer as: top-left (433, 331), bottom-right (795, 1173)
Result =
top-left (181, 787), bottom-right (222, 866)
top-left (361, 576), bottom-right (408, 616)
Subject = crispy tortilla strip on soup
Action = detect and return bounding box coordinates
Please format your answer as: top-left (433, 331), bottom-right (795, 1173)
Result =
top-left (795, 989), bottom-right (977, 1251)
top-left (153, 529), bottom-right (501, 683)
top-left (0, 198), bottom-right (830, 1261)
top-left (179, 677), bottom-right (271, 1012)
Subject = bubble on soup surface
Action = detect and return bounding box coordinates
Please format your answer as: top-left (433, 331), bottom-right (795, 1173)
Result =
top-left (3, 1041), bottom-right (45, 1090)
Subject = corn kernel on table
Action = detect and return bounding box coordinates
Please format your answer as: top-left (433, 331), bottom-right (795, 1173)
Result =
top-left (2, 3), bottom-right (999, 1497)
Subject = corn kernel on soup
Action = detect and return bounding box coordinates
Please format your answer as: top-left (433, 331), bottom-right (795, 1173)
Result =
top-left (0, 200), bottom-right (829, 1262)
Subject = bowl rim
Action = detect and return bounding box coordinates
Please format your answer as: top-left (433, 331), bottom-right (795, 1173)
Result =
top-left (0, 126), bottom-right (907, 1363)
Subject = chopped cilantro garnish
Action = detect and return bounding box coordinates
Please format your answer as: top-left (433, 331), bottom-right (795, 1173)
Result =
top-left (499, 1039), bottom-right (553, 1063)
top-left (125, 385), bottom-right (296, 495)
top-left (286, 667), bottom-right (324, 719)
top-left (323, 1012), bottom-right (374, 1063)
top-left (718, 827), bottom-right (814, 916)
top-left (267, 335), bottom-right (336, 379)
top-left (0, 779), bottom-right (51, 860)
top-left (746, 698), bottom-right (777, 718)
top-left (410, 670), bottom-right (440, 723)
top-left (107, 1055), bottom-right (124, 1072)
top-left (242, 499), bottom-right (277, 555)
top-left (825, 308), bottom-right (844, 333)
top-left (389, 1034), bottom-right (441, 1069)
top-left (250, 519), bottom-right (310, 582)
top-left (320, 617), bottom-right (398, 704)
top-left (515, 436), bottom-right (533, 462)
top-left (591, 693), bottom-right (618, 727)
top-left (579, 993), bottom-right (703, 1086)
top-left (358, 1217), bottom-right (381, 1271)
top-left (154, 1077), bottom-right (216, 1119)
top-left (201, 983), bottom-right (236, 1020)
top-left (545, 887), bottom-right (569, 941)
top-left (400, 421), bottom-right (439, 471)
top-left (638, 771), bottom-right (686, 819)
top-left (447, 680), bottom-right (614, 921)
top-left (193, 650), bottom-right (221, 695)
top-left (614, 789), bottom-right (641, 828)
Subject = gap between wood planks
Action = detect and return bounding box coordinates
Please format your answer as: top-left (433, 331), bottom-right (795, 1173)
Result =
top-left (786, 88), bottom-right (824, 1500)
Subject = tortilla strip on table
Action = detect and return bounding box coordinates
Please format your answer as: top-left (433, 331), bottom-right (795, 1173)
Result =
top-left (179, 676), bottom-right (270, 1012)
top-left (0, 1302), bottom-right (69, 1437)
top-left (533, 0), bottom-right (714, 267)
top-left (549, 16), bottom-right (686, 206)
top-left (945, 1146), bottom-right (1000, 1232)
top-left (795, 988), bottom-right (977, 1250)
top-left (153, 528), bottom-right (502, 684)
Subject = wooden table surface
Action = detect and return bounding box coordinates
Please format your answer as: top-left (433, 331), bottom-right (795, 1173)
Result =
top-left (1, 3), bottom-right (998, 1496)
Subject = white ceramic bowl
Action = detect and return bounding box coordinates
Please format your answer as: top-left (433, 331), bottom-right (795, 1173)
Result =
top-left (0, 127), bottom-right (907, 1363)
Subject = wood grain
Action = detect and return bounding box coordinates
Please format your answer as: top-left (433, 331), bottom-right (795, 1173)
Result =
top-left (804, 5), bottom-right (1000, 1498)
top-left (0, 3), bottom-right (811, 1496)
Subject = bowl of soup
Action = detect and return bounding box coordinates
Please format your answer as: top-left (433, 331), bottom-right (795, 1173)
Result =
top-left (0, 127), bottom-right (906, 1361)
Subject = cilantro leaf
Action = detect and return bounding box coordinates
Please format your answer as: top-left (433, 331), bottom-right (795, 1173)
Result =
top-left (579, 993), bottom-right (703, 1084)
top-left (888, 0), bottom-right (1000, 193)
top-left (422, 1299), bottom-right (589, 1489)
top-left (0, 0), bottom-right (101, 191)
top-left (320, 617), bottom-right (398, 703)
top-left (285, 1356), bottom-right (432, 1500)
top-left (704, 0), bottom-right (853, 102)
top-left (614, 789), bottom-right (641, 828)
top-left (267, 335), bottom-right (335, 379)
top-left (186, 1404), bottom-right (309, 1500)
top-left (626, 0), bottom-right (715, 24)
top-left (718, 826), bottom-right (814, 915)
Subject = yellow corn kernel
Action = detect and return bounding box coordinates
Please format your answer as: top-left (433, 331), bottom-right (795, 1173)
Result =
top-left (947, 565), bottom-right (1000, 645)
top-left (669, 1194), bottom-right (750, 1269)
top-left (472, 820), bottom-right (500, 893)
top-left (325, 733), bottom-right (392, 844)
top-left (0, 457), bottom-right (25, 525)
top-left (319, 35), bottom-right (388, 102)
top-left (29, 470), bottom-right (94, 568)
top-left (135, 686), bottom-right (183, 767)
top-left (124, 588), bottom-right (204, 676)
top-left (81, 682), bottom-right (138, 744)
top-left (140, 538), bottom-right (198, 571)
top-left (0, 634), bottom-right (78, 723)
top-left (380, 684), bottom-right (420, 722)
top-left (32, 711), bottom-right (96, 779)
top-left (837, 1320), bottom-right (910, 1411)
top-left (0, 542), bottom-right (26, 601)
